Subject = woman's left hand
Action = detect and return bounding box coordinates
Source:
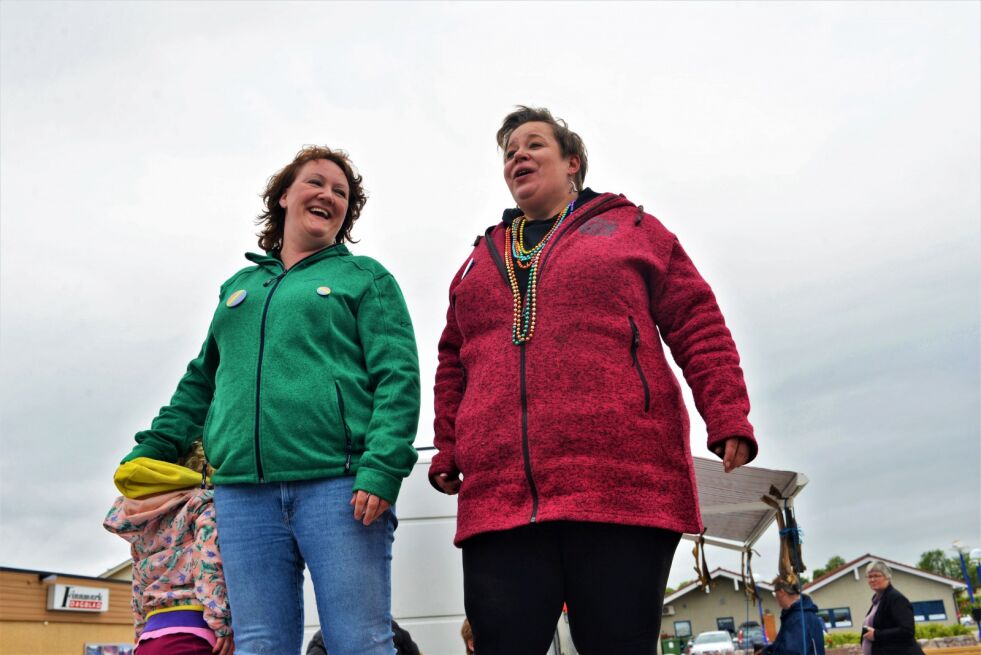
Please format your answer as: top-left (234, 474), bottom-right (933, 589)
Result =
top-left (863, 628), bottom-right (875, 642)
top-left (350, 490), bottom-right (391, 526)
top-left (714, 437), bottom-right (752, 473)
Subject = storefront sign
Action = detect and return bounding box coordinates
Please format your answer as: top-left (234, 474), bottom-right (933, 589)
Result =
top-left (46, 584), bottom-right (109, 612)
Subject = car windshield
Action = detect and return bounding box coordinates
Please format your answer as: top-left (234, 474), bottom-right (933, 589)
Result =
top-left (695, 632), bottom-right (731, 644)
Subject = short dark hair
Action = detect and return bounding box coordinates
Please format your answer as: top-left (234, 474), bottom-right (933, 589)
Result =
top-left (771, 576), bottom-right (801, 595)
top-left (256, 145), bottom-right (367, 252)
top-left (496, 105), bottom-right (588, 191)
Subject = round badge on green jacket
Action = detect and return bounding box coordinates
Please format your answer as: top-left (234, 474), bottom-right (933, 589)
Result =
top-left (226, 289), bottom-right (248, 307)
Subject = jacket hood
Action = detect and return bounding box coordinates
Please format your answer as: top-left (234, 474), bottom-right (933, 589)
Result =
top-left (114, 457), bottom-right (204, 499)
top-left (500, 189), bottom-right (633, 226)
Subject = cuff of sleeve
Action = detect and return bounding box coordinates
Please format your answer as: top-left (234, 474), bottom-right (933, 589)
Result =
top-left (121, 443), bottom-right (162, 464)
top-left (353, 467), bottom-right (403, 505)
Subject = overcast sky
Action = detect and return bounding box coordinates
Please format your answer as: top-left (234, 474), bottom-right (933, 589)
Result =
top-left (1, 1), bottom-right (978, 589)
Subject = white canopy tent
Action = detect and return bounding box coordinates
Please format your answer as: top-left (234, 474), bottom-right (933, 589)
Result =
top-left (687, 456), bottom-right (809, 551)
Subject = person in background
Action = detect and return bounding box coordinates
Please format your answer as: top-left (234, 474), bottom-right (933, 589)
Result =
top-left (461, 618), bottom-right (475, 655)
top-left (305, 621), bottom-right (420, 655)
top-left (760, 577), bottom-right (825, 655)
top-left (862, 561), bottom-right (925, 655)
top-left (120, 146), bottom-right (420, 655)
top-left (104, 441), bottom-right (233, 655)
top-left (430, 106), bottom-right (757, 654)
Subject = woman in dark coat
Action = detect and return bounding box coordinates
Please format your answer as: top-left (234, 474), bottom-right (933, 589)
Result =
top-left (862, 560), bottom-right (925, 655)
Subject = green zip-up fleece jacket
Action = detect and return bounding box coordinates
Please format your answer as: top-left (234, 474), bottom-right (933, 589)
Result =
top-left (123, 245), bottom-right (420, 504)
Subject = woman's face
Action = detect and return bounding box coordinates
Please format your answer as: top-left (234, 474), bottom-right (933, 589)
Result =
top-left (279, 159), bottom-right (349, 253)
top-left (866, 570), bottom-right (889, 593)
top-left (503, 121), bottom-right (580, 218)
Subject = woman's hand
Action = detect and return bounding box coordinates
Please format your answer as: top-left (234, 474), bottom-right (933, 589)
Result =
top-left (434, 472), bottom-right (462, 495)
top-left (863, 628), bottom-right (875, 642)
top-left (350, 490), bottom-right (391, 526)
top-left (213, 632), bottom-right (234, 655)
top-left (713, 437), bottom-right (752, 473)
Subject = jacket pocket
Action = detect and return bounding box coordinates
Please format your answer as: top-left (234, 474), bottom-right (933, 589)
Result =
top-left (334, 381), bottom-right (354, 474)
top-left (628, 316), bottom-right (651, 412)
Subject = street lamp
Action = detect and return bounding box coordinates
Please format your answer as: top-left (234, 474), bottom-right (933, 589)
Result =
top-left (953, 541), bottom-right (980, 640)
top-left (952, 541), bottom-right (975, 604)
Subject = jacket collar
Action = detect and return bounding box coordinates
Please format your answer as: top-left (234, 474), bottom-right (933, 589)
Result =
top-left (246, 243), bottom-right (350, 271)
top-left (501, 188), bottom-right (606, 227)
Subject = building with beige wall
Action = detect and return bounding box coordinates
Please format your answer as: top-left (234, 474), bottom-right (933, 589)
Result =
top-left (804, 554), bottom-right (967, 632)
top-left (663, 568), bottom-right (781, 640)
top-left (0, 566), bottom-right (133, 655)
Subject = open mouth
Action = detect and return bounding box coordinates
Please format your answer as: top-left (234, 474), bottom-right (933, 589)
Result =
top-left (309, 207), bottom-right (332, 220)
top-left (513, 167), bottom-right (534, 180)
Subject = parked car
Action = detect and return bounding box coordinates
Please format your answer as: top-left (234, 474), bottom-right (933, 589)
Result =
top-left (690, 631), bottom-right (736, 655)
top-left (736, 622), bottom-right (766, 651)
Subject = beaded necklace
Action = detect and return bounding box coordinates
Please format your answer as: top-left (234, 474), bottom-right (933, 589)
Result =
top-left (503, 200), bottom-right (575, 345)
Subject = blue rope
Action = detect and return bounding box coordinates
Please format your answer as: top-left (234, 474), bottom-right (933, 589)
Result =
top-left (779, 526), bottom-right (804, 542)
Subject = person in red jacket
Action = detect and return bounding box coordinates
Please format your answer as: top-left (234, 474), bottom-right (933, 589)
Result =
top-left (430, 106), bottom-right (759, 655)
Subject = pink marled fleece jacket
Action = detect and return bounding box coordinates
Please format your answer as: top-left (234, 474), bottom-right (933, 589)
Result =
top-left (430, 192), bottom-right (756, 546)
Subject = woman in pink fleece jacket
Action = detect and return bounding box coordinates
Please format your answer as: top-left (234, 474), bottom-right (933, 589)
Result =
top-left (430, 106), bottom-right (759, 655)
top-left (104, 443), bottom-right (233, 655)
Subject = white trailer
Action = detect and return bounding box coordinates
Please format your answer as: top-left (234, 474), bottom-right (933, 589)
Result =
top-left (301, 449), bottom-right (808, 655)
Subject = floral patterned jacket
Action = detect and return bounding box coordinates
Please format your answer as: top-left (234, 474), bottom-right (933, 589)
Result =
top-left (104, 487), bottom-right (231, 639)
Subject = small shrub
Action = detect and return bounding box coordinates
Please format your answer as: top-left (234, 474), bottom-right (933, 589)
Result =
top-left (914, 623), bottom-right (969, 639)
top-left (826, 633), bottom-right (861, 647)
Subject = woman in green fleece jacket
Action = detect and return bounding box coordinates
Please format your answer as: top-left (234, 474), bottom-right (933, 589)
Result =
top-left (121, 146), bottom-right (421, 655)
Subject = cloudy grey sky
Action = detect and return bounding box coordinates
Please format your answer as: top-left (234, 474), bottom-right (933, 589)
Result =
top-left (1, 1), bottom-right (978, 588)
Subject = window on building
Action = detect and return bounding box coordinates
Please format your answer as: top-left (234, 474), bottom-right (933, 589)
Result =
top-left (675, 621), bottom-right (693, 638)
top-left (911, 600), bottom-right (947, 622)
top-left (717, 617), bottom-right (735, 634)
top-left (817, 608), bottom-right (853, 629)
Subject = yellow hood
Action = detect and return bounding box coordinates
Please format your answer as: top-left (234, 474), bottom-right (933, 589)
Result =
top-left (113, 457), bottom-right (206, 499)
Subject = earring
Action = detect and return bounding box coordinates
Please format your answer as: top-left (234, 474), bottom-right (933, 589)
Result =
top-left (568, 178), bottom-right (576, 193)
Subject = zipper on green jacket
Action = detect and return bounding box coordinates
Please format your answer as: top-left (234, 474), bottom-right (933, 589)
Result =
top-left (250, 246), bottom-right (341, 483)
top-left (254, 271), bottom-right (286, 482)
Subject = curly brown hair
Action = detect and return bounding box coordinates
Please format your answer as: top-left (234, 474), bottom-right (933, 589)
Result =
top-left (496, 105), bottom-right (588, 192)
top-left (256, 146), bottom-right (368, 252)
top-left (177, 440), bottom-right (213, 479)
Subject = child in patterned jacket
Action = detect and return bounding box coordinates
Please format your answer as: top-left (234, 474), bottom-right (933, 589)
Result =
top-left (104, 442), bottom-right (233, 655)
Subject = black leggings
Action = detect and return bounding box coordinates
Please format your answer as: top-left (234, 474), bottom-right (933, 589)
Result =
top-left (462, 521), bottom-right (681, 655)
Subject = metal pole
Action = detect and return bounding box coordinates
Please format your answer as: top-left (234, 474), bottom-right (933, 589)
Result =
top-left (956, 550), bottom-right (975, 604)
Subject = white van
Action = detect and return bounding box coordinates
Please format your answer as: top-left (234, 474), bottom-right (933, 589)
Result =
top-left (301, 449), bottom-right (574, 654)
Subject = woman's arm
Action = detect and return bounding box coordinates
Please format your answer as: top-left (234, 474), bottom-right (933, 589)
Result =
top-left (429, 258), bottom-right (472, 494)
top-left (123, 329), bottom-right (220, 464)
top-left (651, 237), bottom-right (757, 465)
top-left (352, 272), bottom-right (421, 506)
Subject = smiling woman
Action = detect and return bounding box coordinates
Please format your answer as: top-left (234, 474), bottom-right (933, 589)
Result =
top-left (117, 145), bottom-right (420, 655)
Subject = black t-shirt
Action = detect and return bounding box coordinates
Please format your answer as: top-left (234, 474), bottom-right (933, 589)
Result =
top-left (504, 188), bottom-right (599, 295)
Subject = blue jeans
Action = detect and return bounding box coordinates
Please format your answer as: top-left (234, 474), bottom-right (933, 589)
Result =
top-left (214, 478), bottom-right (396, 655)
